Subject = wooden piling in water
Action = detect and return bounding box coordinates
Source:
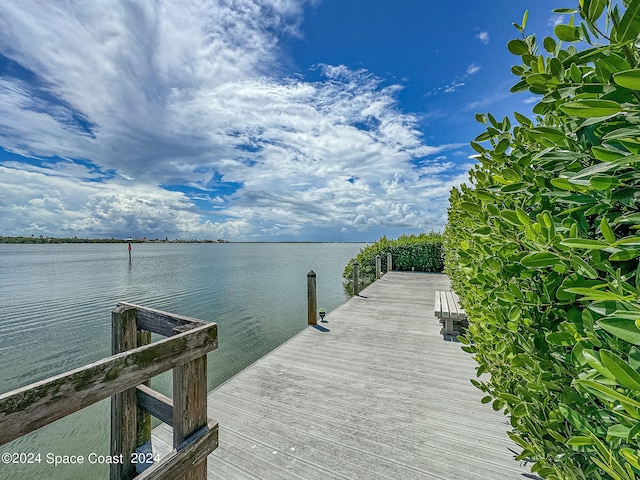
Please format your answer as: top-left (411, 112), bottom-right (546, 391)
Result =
top-left (307, 270), bottom-right (317, 325)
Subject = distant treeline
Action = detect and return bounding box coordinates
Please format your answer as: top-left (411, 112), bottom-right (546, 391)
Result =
top-left (0, 236), bottom-right (230, 244)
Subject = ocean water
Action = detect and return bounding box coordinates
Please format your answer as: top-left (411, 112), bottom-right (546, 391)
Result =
top-left (0, 242), bottom-right (364, 479)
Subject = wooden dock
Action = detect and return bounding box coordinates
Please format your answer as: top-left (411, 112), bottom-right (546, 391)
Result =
top-left (152, 272), bottom-right (533, 479)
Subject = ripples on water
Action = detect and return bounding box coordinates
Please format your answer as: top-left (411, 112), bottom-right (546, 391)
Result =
top-left (0, 242), bottom-right (363, 479)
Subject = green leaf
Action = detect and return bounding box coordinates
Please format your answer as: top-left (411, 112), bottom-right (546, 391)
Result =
top-left (592, 145), bottom-right (625, 161)
top-left (543, 36), bottom-right (557, 53)
top-left (627, 349), bottom-right (640, 376)
top-left (613, 213), bottom-right (640, 225)
top-left (510, 80), bottom-right (529, 93)
top-left (607, 424), bottom-right (631, 439)
top-left (529, 126), bottom-right (567, 143)
top-left (550, 58), bottom-right (564, 78)
top-left (501, 210), bottom-right (523, 226)
top-left (514, 111), bottom-right (532, 126)
top-left (555, 24), bottom-right (581, 42)
top-left (609, 249), bottom-right (640, 261)
top-left (501, 182), bottom-right (528, 193)
top-left (613, 69), bottom-right (640, 90)
top-left (573, 161), bottom-right (617, 179)
top-left (612, 237), bottom-right (640, 247)
top-left (589, 300), bottom-right (640, 317)
top-left (566, 436), bottom-right (594, 446)
top-left (618, 446), bottom-right (640, 469)
top-left (516, 208), bottom-right (532, 225)
top-left (460, 202), bottom-right (482, 214)
top-left (551, 177), bottom-right (581, 191)
top-left (590, 175), bottom-right (620, 190)
top-left (575, 379), bottom-right (640, 408)
top-left (508, 39), bottom-right (529, 55)
top-left (601, 217), bottom-right (616, 244)
top-left (559, 99), bottom-right (622, 118)
top-left (564, 287), bottom-right (620, 301)
top-left (615, 0), bottom-right (640, 42)
top-left (569, 257), bottom-right (599, 279)
top-left (598, 317), bottom-right (640, 345)
top-left (570, 63), bottom-right (582, 83)
top-left (600, 349), bottom-right (640, 390)
top-left (521, 251), bottom-right (563, 267)
top-left (547, 331), bottom-right (576, 346)
top-left (560, 238), bottom-right (609, 249)
top-left (587, 0), bottom-right (607, 23)
top-left (511, 403), bottom-right (528, 418)
top-left (583, 349), bottom-right (617, 381)
top-left (559, 404), bottom-right (597, 434)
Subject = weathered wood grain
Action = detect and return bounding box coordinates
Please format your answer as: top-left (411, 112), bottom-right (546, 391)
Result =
top-left (0, 321), bottom-right (217, 446)
top-left (117, 302), bottom-right (207, 337)
top-left (173, 355), bottom-right (208, 480)
top-left (111, 305), bottom-right (139, 480)
top-left (307, 270), bottom-right (317, 326)
top-left (136, 385), bottom-right (173, 427)
top-left (137, 421), bottom-right (218, 480)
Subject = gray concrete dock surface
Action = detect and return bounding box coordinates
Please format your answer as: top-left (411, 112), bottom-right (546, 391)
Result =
top-left (152, 271), bottom-right (533, 479)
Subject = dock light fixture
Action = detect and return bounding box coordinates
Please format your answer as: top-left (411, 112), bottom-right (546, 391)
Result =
top-left (319, 308), bottom-right (327, 322)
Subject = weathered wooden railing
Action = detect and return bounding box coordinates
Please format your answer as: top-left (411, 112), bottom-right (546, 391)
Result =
top-left (0, 302), bottom-right (219, 480)
top-left (348, 253), bottom-right (394, 298)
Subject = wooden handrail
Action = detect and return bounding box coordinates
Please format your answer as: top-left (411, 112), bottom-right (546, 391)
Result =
top-left (0, 302), bottom-right (219, 480)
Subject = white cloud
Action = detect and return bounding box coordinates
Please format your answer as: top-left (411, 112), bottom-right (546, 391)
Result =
top-left (467, 64), bottom-right (481, 76)
top-left (548, 15), bottom-right (564, 27)
top-left (0, 0), bottom-right (467, 240)
top-left (476, 31), bottom-right (490, 44)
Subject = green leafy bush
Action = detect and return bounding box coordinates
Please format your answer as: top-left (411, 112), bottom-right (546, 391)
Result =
top-left (445, 2), bottom-right (640, 478)
top-left (343, 233), bottom-right (443, 294)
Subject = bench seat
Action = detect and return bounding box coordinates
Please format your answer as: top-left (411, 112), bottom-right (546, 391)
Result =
top-left (434, 290), bottom-right (468, 337)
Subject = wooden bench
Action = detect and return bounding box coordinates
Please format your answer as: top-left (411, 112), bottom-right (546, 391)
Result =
top-left (434, 290), bottom-right (468, 338)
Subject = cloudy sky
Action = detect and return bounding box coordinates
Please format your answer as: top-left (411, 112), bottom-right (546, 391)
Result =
top-left (0, 0), bottom-right (561, 241)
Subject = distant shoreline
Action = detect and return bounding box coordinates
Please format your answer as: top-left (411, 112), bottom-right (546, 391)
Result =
top-left (0, 236), bottom-right (365, 244)
top-left (0, 236), bottom-right (229, 244)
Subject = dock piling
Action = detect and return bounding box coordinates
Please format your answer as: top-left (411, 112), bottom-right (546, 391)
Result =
top-left (375, 255), bottom-right (381, 280)
top-left (307, 271), bottom-right (317, 325)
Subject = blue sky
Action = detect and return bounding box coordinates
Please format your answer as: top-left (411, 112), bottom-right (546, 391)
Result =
top-left (0, 0), bottom-right (563, 241)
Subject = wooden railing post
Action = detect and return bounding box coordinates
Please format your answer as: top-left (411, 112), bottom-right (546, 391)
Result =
top-left (136, 329), bottom-right (153, 474)
top-left (173, 353), bottom-right (208, 480)
top-left (2, 302), bottom-right (218, 480)
top-left (375, 255), bottom-right (381, 280)
top-left (352, 261), bottom-right (360, 296)
top-left (307, 270), bottom-right (317, 325)
top-left (111, 305), bottom-right (139, 480)
top-left (387, 252), bottom-right (392, 272)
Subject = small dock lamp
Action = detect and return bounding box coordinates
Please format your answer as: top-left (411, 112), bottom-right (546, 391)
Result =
top-left (319, 308), bottom-right (327, 322)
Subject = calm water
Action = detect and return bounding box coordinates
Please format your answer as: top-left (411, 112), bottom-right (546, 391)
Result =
top-left (0, 242), bottom-right (363, 479)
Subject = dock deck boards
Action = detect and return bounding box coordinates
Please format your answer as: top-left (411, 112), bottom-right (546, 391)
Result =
top-left (152, 272), bottom-right (532, 479)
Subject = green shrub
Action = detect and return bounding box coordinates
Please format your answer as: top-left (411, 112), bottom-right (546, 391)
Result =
top-left (343, 233), bottom-right (443, 294)
top-left (445, 2), bottom-right (640, 478)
